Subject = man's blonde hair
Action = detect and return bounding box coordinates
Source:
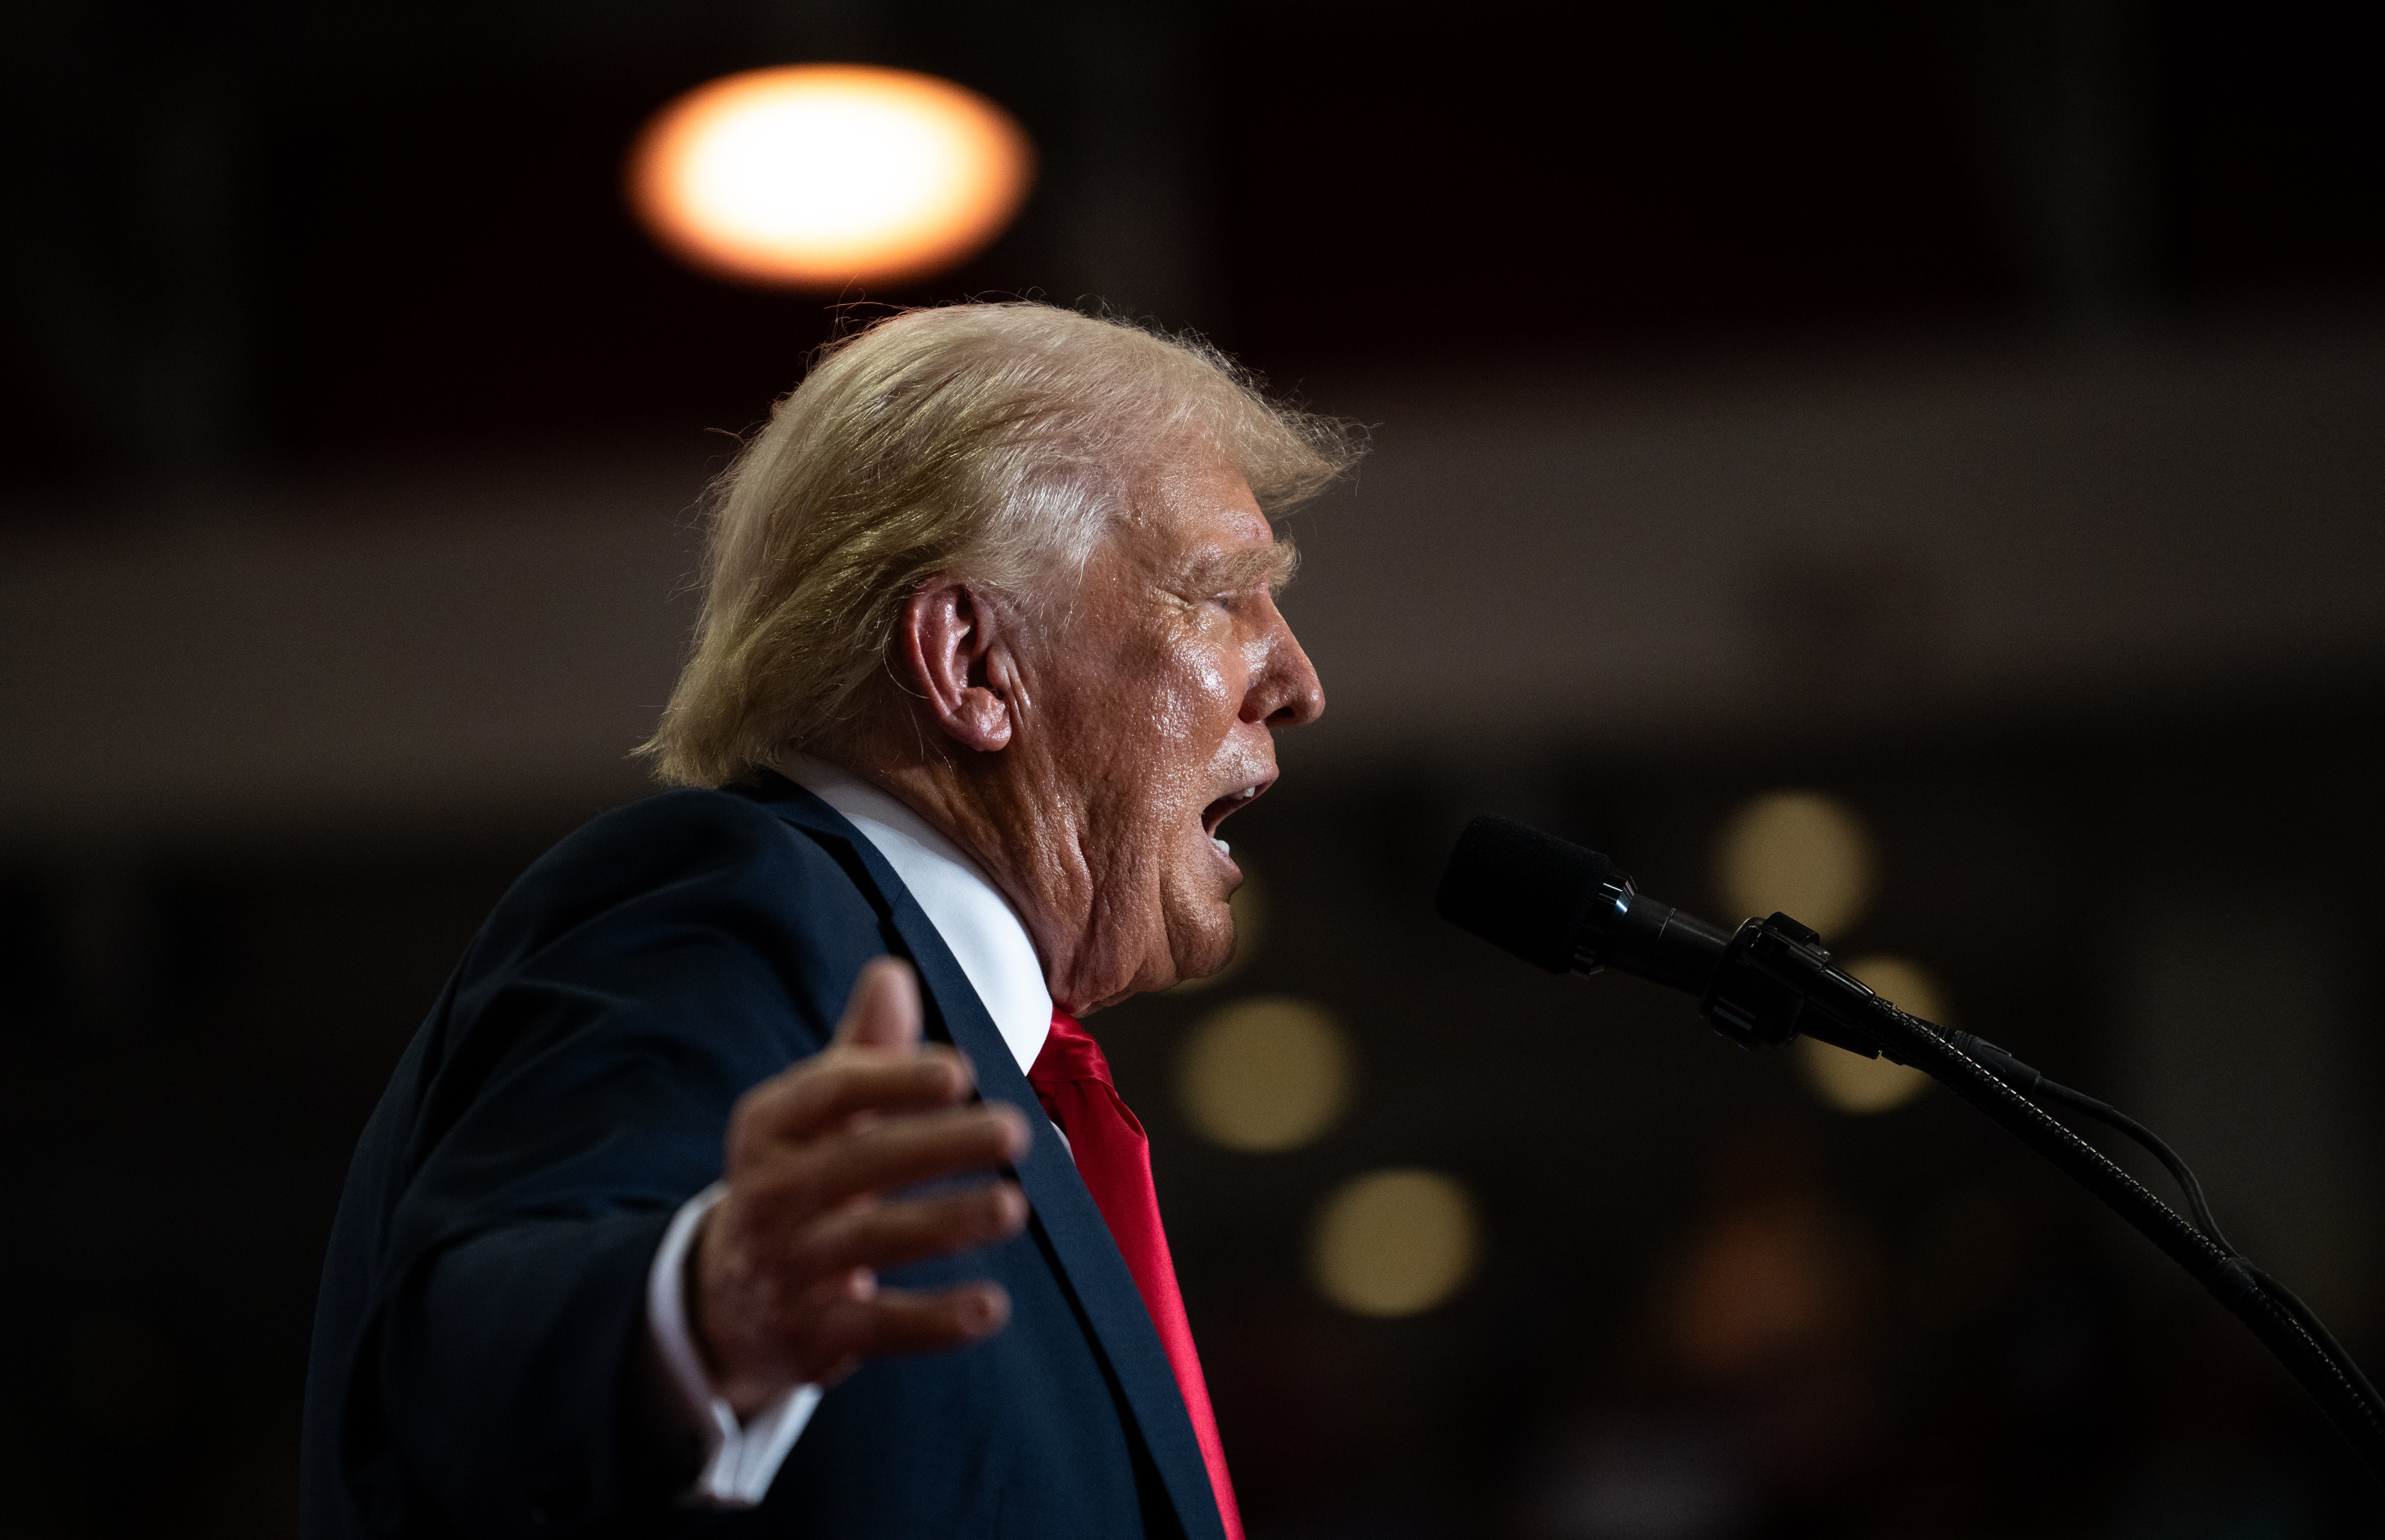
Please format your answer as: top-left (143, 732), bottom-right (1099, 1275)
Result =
top-left (643, 302), bottom-right (1359, 788)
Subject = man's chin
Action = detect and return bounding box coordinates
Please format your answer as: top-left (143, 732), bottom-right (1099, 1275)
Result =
top-left (1164, 916), bottom-right (1239, 990)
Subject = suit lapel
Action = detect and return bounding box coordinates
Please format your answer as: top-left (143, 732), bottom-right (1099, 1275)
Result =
top-left (743, 777), bottom-right (1228, 1540)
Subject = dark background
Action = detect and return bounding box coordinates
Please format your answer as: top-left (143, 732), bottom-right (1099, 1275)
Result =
top-left (4, 1), bottom-right (2384, 1536)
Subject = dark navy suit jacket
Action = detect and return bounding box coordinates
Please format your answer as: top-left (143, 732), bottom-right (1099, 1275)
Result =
top-left (300, 773), bottom-right (1227, 1539)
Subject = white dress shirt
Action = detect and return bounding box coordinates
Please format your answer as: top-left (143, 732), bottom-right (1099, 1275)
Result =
top-left (644, 757), bottom-right (1055, 1507)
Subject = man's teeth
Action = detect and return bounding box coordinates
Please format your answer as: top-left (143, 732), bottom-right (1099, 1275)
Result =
top-left (1206, 785), bottom-right (1258, 855)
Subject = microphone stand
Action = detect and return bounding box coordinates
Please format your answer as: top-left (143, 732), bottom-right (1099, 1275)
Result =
top-left (1697, 910), bottom-right (2385, 1481)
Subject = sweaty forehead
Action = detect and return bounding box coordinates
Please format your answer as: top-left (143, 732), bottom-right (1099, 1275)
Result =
top-left (1125, 457), bottom-right (1284, 579)
top-left (1148, 452), bottom-right (1263, 521)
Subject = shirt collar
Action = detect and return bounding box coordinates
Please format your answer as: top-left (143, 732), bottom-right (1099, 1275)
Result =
top-left (782, 754), bottom-right (1053, 1074)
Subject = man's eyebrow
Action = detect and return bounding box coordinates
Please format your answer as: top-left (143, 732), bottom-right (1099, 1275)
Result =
top-left (1187, 536), bottom-right (1300, 595)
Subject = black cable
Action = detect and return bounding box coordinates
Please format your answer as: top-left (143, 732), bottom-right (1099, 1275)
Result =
top-left (1850, 998), bottom-right (2385, 1479)
top-left (1931, 1030), bottom-right (2385, 1430)
top-left (2245, 1260), bottom-right (2385, 1425)
top-left (1936, 1029), bottom-right (2235, 1254)
top-left (2030, 1081), bottom-right (2234, 1252)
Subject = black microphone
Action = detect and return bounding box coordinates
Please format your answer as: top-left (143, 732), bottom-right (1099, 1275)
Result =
top-left (1434, 823), bottom-right (2385, 1477)
top-left (1434, 814), bottom-right (1734, 994)
top-left (1433, 813), bottom-right (1888, 1059)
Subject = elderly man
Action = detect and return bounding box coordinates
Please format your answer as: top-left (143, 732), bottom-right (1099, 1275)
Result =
top-left (299, 303), bottom-right (1356, 1539)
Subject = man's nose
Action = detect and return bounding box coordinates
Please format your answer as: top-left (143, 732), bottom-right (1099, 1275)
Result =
top-left (1246, 614), bottom-right (1325, 729)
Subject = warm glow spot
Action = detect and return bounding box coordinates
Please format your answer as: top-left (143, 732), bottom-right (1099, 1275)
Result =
top-left (627, 65), bottom-right (1034, 287)
top-left (1794, 955), bottom-right (1945, 1114)
top-left (1669, 1199), bottom-right (1862, 1374)
top-left (1310, 1168), bottom-right (1480, 1318)
top-left (1176, 996), bottom-right (1349, 1152)
top-left (1712, 789), bottom-right (1876, 937)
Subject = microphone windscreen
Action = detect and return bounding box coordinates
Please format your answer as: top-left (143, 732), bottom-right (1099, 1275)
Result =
top-left (1436, 816), bottom-right (1620, 973)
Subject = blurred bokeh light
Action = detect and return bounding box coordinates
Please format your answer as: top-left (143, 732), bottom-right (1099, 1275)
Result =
top-left (1175, 995), bottom-right (1351, 1152)
top-left (1712, 789), bottom-right (1876, 936)
top-left (1793, 954), bottom-right (1946, 1114)
top-left (11, 4), bottom-right (2385, 1530)
top-left (1666, 1194), bottom-right (1869, 1377)
top-left (1308, 1168), bottom-right (1480, 1318)
top-left (627, 65), bottom-right (1032, 288)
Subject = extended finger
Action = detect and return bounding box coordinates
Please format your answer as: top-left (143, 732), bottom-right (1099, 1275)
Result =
top-left (759, 1103), bottom-right (1031, 1217)
top-left (837, 1282), bottom-right (1014, 1361)
top-left (790, 1181), bottom-right (1029, 1278)
top-left (727, 1272), bottom-right (1005, 1394)
top-left (833, 957), bottom-right (922, 1053)
top-left (733, 1047), bottom-right (975, 1155)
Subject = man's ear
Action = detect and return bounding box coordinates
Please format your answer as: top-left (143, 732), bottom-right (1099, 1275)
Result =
top-left (897, 578), bottom-right (1019, 753)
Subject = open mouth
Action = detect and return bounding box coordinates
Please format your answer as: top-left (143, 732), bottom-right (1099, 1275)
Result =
top-left (1199, 778), bottom-right (1271, 853)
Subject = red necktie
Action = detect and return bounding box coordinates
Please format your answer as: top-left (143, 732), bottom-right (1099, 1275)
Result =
top-left (1028, 1010), bottom-right (1245, 1540)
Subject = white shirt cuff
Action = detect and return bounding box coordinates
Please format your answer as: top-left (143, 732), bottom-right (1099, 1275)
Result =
top-left (646, 1181), bottom-right (823, 1508)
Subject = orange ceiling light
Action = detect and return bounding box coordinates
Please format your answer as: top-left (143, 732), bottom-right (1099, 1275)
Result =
top-left (628, 65), bottom-right (1034, 289)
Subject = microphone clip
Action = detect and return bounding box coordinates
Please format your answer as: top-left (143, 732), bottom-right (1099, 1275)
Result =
top-left (1699, 911), bottom-right (1897, 1062)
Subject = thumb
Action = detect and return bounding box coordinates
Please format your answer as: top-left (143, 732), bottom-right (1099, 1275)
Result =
top-left (834, 956), bottom-right (923, 1052)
